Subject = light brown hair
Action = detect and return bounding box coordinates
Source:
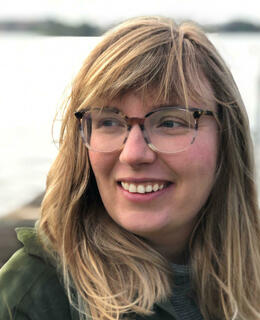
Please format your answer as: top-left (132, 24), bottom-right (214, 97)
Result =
top-left (40, 16), bottom-right (260, 319)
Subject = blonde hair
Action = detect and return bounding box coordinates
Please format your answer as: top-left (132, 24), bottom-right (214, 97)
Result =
top-left (39, 16), bottom-right (260, 319)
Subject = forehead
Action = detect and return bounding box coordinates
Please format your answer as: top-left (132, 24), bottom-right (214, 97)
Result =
top-left (106, 80), bottom-right (216, 115)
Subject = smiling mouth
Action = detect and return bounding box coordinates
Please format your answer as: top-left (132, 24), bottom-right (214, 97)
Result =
top-left (118, 181), bottom-right (172, 194)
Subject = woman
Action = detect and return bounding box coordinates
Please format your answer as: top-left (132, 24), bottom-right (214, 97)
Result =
top-left (0, 16), bottom-right (259, 320)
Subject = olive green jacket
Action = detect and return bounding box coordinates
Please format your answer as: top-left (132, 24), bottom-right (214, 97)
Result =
top-left (0, 228), bottom-right (179, 320)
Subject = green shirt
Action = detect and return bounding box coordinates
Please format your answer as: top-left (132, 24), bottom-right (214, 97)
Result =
top-left (0, 227), bottom-right (179, 320)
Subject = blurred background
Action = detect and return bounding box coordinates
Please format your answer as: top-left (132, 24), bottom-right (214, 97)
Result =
top-left (0, 0), bottom-right (260, 266)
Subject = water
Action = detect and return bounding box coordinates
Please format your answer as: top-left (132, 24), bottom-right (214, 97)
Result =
top-left (0, 33), bottom-right (260, 217)
top-left (0, 35), bottom-right (99, 216)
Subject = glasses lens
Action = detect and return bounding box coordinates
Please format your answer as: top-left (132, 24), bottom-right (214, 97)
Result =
top-left (82, 109), bottom-right (127, 152)
top-left (145, 108), bottom-right (197, 153)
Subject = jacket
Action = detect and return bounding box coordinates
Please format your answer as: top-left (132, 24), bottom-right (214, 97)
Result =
top-left (0, 227), bottom-right (179, 320)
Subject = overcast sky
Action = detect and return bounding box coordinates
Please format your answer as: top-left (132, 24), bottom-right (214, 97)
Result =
top-left (1, 0), bottom-right (260, 26)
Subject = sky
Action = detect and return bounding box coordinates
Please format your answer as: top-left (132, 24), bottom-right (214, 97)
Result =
top-left (1, 0), bottom-right (260, 26)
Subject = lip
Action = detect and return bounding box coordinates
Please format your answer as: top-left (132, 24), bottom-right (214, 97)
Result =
top-left (117, 180), bottom-right (174, 202)
top-left (117, 177), bottom-right (172, 183)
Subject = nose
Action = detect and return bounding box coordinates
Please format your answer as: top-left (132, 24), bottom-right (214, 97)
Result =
top-left (119, 125), bottom-right (156, 166)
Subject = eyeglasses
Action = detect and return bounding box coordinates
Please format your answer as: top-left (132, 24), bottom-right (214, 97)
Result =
top-left (75, 106), bottom-right (217, 154)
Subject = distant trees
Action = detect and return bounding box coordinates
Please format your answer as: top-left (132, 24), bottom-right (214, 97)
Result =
top-left (205, 20), bottom-right (260, 33)
top-left (0, 19), bottom-right (260, 36)
top-left (0, 19), bottom-right (103, 36)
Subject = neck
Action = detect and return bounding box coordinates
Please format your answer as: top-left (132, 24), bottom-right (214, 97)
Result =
top-left (136, 219), bottom-right (196, 264)
top-left (153, 241), bottom-right (189, 264)
top-left (144, 228), bottom-right (192, 264)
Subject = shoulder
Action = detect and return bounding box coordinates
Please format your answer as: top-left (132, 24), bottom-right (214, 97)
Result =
top-left (0, 227), bottom-right (75, 320)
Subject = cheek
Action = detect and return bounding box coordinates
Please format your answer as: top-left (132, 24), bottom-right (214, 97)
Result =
top-left (88, 152), bottom-right (116, 183)
top-left (188, 127), bottom-right (218, 171)
top-left (168, 133), bottom-right (218, 190)
top-left (190, 144), bottom-right (217, 174)
top-left (89, 152), bottom-right (104, 174)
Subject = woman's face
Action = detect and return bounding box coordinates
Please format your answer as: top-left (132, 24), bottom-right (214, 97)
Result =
top-left (89, 89), bottom-right (218, 258)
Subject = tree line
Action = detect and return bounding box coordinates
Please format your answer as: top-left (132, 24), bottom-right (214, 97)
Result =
top-left (1, 19), bottom-right (260, 36)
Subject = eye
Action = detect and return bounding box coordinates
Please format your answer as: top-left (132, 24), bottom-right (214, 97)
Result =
top-left (98, 118), bottom-right (122, 127)
top-left (93, 115), bottom-right (126, 132)
top-left (157, 118), bottom-right (187, 128)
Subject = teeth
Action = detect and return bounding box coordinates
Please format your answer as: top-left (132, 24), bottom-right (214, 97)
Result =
top-left (137, 185), bottom-right (145, 193)
top-left (129, 184), bottom-right (137, 193)
top-left (153, 184), bottom-right (159, 192)
top-left (145, 185), bottom-right (153, 192)
top-left (121, 182), bottom-right (166, 194)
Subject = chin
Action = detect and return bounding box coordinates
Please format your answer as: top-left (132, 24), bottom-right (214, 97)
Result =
top-left (115, 213), bottom-right (170, 237)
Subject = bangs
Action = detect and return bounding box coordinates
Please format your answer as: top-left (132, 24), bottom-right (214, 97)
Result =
top-left (75, 18), bottom-right (216, 111)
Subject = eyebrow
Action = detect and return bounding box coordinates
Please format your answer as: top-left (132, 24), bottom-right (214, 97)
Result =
top-left (101, 106), bottom-right (122, 114)
top-left (103, 104), bottom-right (182, 112)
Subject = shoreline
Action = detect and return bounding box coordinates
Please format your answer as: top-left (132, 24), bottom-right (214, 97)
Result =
top-left (1, 193), bottom-right (43, 222)
top-left (0, 193), bottom-right (43, 267)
